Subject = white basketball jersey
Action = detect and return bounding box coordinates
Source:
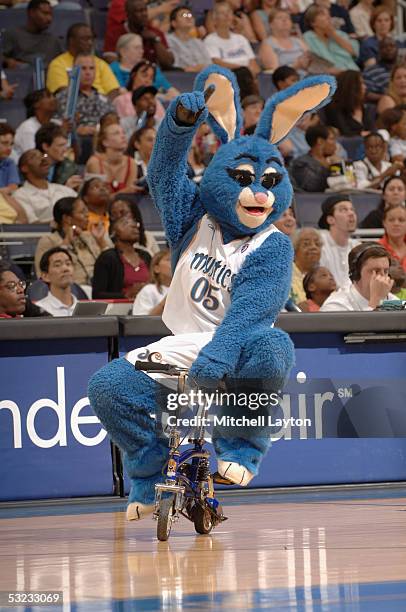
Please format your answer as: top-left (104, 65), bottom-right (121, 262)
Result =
top-left (163, 214), bottom-right (279, 334)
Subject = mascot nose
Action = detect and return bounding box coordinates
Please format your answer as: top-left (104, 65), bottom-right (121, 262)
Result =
top-left (254, 192), bottom-right (268, 205)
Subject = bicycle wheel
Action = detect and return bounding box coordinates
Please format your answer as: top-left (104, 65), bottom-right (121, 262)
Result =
top-left (157, 496), bottom-right (175, 541)
top-left (193, 504), bottom-right (213, 535)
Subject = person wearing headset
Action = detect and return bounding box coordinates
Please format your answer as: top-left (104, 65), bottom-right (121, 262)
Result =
top-left (320, 242), bottom-right (396, 311)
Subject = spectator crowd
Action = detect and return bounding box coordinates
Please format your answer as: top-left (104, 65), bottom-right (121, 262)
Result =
top-left (0, 0), bottom-right (405, 318)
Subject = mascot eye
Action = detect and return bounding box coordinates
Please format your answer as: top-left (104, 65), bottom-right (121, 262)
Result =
top-left (261, 173), bottom-right (282, 189)
top-left (227, 168), bottom-right (255, 187)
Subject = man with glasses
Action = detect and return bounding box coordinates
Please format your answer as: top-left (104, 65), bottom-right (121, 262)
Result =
top-left (46, 23), bottom-right (120, 97)
top-left (13, 149), bottom-right (76, 224)
top-left (0, 262), bottom-right (45, 318)
top-left (167, 6), bottom-right (211, 72)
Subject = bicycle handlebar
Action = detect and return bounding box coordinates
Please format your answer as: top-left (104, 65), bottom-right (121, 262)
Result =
top-left (135, 361), bottom-right (189, 375)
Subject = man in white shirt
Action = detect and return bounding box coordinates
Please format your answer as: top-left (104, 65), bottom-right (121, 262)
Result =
top-left (318, 194), bottom-right (361, 289)
top-left (13, 149), bottom-right (76, 223)
top-left (35, 247), bottom-right (78, 316)
top-left (167, 6), bottom-right (212, 72)
top-left (321, 242), bottom-right (395, 311)
top-left (204, 2), bottom-right (260, 77)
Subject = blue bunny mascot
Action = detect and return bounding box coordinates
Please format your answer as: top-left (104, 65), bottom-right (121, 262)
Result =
top-left (88, 66), bottom-right (336, 521)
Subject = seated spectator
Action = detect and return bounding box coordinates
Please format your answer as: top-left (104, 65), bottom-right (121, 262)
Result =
top-left (0, 124), bottom-right (20, 195)
top-left (305, 0), bottom-right (355, 37)
top-left (378, 204), bottom-right (406, 271)
top-left (13, 150), bottom-right (76, 223)
top-left (35, 124), bottom-right (81, 190)
top-left (128, 126), bottom-right (156, 186)
top-left (250, 0), bottom-right (281, 42)
top-left (303, 5), bottom-right (359, 74)
top-left (259, 9), bottom-right (310, 72)
top-left (349, 0), bottom-right (374, 39)
top-left (113, 61), bottom-right (167, 120)
top-left (389, 260), bottom-right (406, 299)
top-left (110, 33), bottom-right (178, 98)
top-left (353, 132), bottom-right (402, 190)
top-left (242, 95), bottom-right (264, 134)
top-left (110, 33), bottom-right (145, 87)
top-left (271, 65), bottom-right (299, 91)
top-left (204, 2), bottom-right (260, 78)
top-left (35, 247), bottom-right (78, 316)
top-left (377, 64), bottom-right (406, 115)
top-left (81, 178), bottom-right (111, 233)
top-left (359, 6), bottom-right (396, 69)
top-left (298, 265), bottom-right (337, 311)
top-left (0, 70), bottom-right (17, 101)
top-left (378, 107), bottom-right (406, 161)
top-left (318, 194), bottom-right (360, 289)
top-left (35, 196), bottom-right (110, 288)
top-left (321, 242), bottom-right (395, 310)
top-left (205, 0), bottom-right (258, 44)
top-left (104, 0), bottom-right (174, 69)
top-left (325, 70), bottom-right (375, 136)
top-left (360, 176), bottom-right (406, 228)
top-left (56, 54), bottom-right (115, 142)
top-left (86, 124), bottom-right (137, 195)
top-left (0, 193), bottom-right (28, 224)
top-left (167, 6), bottom-right (212, 72)
top-left (132, 249), bottom-right (171, 314)
top-left (0, 261), bottom-right (45, 318)
top-left (289, 124), bottom-right (337, 192)
top-left (47, 23), bottom-right (120, 97)
top-left (2, 0), bottom-right (63, 69)
top-left (120, 86), bottom-right (161, 140)
top-left (92, 215), bottom-right (151, 299)
top-left (13, 89), bottom-right (58, 160)
top-left (291, 227), bottom-right (322, 303)
top-left (273, 205), bottom-right (297, 237)
top-left (109, 197), bottom-right (159, 255)
top-left (363, 37), bottom-right (398, 104)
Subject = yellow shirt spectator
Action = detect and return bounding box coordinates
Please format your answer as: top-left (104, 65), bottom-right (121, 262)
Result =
top-left (47, 52), bottom-right (119, 95)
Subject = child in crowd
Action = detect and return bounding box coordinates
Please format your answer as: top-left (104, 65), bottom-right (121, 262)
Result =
top-left (299, 265), bottom-right (337, 312)
top-left (132, 249), bottom-right (171, 315)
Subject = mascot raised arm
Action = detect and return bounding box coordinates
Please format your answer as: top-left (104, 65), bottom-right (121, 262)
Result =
top-left (88, 67), bottom-right (336, 521)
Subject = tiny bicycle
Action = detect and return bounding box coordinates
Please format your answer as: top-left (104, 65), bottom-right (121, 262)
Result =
top-left (135, 360), bottom-right (228, 542)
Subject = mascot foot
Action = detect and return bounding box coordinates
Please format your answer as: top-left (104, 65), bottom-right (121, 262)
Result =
top-left (126, 501), bottom-right (155, 521)
top-left (217, 460), bottom-right (254, 486)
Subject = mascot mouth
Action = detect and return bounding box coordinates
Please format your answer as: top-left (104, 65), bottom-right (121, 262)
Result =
top-left (237, 202), bottom-right (273, 217)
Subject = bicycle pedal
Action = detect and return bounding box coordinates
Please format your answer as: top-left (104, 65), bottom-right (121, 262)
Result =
top-left (211, 471), bottom-right (236, 486)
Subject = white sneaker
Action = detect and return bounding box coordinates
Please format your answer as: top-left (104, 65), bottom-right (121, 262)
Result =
top-left (217, 460), bottom-right (254, 486)
top-left (126, 501), bottom-right (155, 521)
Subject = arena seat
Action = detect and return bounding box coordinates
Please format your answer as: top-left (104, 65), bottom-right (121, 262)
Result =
top-left (90, 9), bottom-right (108, 48)
top-left (294, 191), bottom-right (381, 227)
top-left (50, 8), bottom-right (88, 40)
top-left (337, 136), bottom-right (364, 161)
top-left (27, 279), bottom-right (89, 301)
top-left (161, 71), bottom-right (195, 93)
top-left (0, 9), bottom-right (26, 31)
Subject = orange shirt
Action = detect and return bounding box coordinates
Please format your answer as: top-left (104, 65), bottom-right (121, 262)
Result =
top-left (379, 234), bottom-right (406, 272)
top-left (87, 211), bottom-right (110, 235)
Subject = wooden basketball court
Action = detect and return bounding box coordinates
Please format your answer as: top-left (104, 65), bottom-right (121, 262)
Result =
top-left (1, 486), bottom-right (406, 611)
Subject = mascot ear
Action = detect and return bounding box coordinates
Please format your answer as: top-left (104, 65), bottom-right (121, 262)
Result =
top-left (255, 75), bottom-right (336, 145)
top-left (194, 66), bottom-right (243, 144)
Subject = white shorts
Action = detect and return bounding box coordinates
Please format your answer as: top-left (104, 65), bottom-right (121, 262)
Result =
top-left (125, 332), bottom-right (214, 387)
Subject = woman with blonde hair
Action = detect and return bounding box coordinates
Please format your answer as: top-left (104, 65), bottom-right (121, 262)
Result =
top-left (132, 249), bottom-right (172, 315)
top-left (259, 8), bottom-right (310, 71)
top-left (377, 63), bottom-right (406, 115)
top-left (85, 123), bottom-right (138, 195)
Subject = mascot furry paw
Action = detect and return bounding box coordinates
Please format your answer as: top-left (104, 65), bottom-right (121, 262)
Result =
top-left (88, 66), bottom-right (335, 515)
